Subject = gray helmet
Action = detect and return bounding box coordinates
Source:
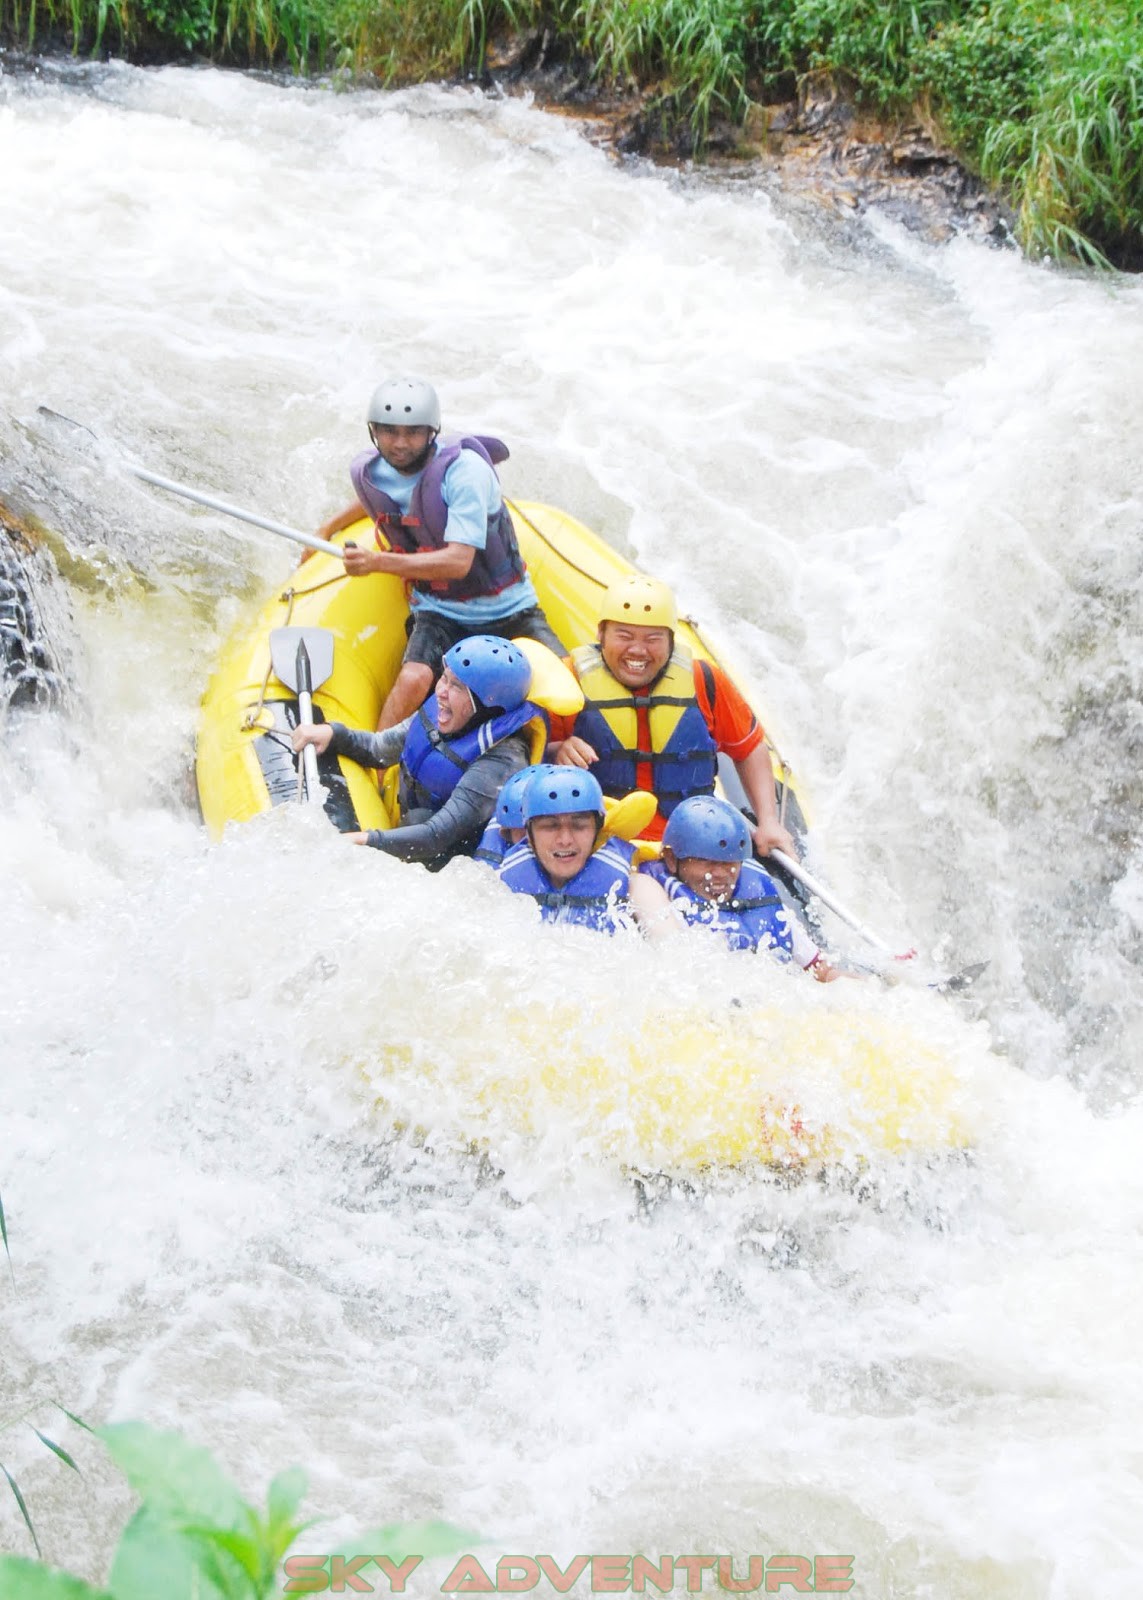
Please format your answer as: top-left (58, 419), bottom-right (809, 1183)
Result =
top-left (366, 377), bottom-right (441, 431)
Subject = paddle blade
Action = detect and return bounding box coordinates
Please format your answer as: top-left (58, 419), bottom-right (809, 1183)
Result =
top-left (936, 961), bottom-right (989, 994)
top-left (269, 628), bottom-right (334, 693)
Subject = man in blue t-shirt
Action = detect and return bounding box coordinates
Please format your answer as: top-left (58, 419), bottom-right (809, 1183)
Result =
top-left (317, 377), bottom-right (563, 728)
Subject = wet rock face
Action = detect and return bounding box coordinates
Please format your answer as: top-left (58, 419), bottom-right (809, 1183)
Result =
top-left (486, 43), bottom-right (1013, 250)
top-left (0, 505), bottom-right (67, 714)
top-left (738, 75), bottom-right (1015, 249)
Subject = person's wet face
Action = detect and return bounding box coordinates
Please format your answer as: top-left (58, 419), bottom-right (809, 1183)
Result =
top-left (664, 846), bottom-right (740, 904)
top-left (529, 813), bottom-right (598, 886)
top-left (369, 423), bottom-right (436, 474)
top-left (598, 621), bottom-right (672, 689)
top-left (435, 666), bottom-right (476, 735)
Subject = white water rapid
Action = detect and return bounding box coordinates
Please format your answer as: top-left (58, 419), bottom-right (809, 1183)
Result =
top-left (2, 56), bottom-right (1143, 1599)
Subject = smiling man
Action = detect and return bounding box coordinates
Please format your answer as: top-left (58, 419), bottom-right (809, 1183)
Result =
top-left (316, 377), bottom-right (563, 729)
top-left (547, 576), bottom-right (795, 857)
top-left (497, 768), bottom-right (636, 934)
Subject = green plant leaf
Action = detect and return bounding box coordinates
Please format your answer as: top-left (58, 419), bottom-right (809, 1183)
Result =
top-left (181, 1524), bottom-right (264, 1589)
top-left (266, 1468), bottom-right (306, 1532)
top-left (0, 1555), bottom-right (111, 1599)
top-left (29, 1429), bottom-right (80, 1473)
top-left (0, 1188), bottom-right (12, 1282)
top-left (1, 1462), bottom-right (41, 1557)
top-left (53, 1407), bottom-right (95, 1437)
top-left (106, 1506), bottom-right (231, 1600)
top-left (264, 1467), bottom-right (311, 1570)
top-left (97, 1425), bottom-right (246, 1530)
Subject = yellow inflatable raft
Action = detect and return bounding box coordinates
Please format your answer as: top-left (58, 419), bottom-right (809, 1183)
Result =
top-left (195, 499), bottom-right (802, 840)
top-left (356, 985), bottom-right (985, 1174)
top-left (196, 499), bottom-right (984, 1172)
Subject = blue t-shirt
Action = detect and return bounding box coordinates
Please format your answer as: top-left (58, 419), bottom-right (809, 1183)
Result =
top-left (360, 446), bottom-right (538, 623)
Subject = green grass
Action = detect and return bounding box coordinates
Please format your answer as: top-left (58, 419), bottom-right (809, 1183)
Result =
top-left (2, 0), bottom-right (1141, 266)
top-left (569, 0), bottom-right (754, 131)
top-left (977, 4), bottom-right (1143, 266)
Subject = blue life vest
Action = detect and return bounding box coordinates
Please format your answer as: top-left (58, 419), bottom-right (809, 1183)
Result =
top-left (571, 643), bottom-right (718, 819)
top-left (642, 858), bottom-right (793, 956)
top-left (350, 434), bottom-right (527, 602)
top-left (499, 838), bottom-right (635, 934)
top-left (400, 698), bottom-right (543, 812)
top-left (474, 820), bottom-right (510, 868)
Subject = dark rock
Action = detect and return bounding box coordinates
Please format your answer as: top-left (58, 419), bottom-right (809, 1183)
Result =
top-left (0, 502), bottom-right (69, 715)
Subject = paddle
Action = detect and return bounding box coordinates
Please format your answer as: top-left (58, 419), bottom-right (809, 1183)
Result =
top-left (36, 407), bottom-right (344, 559)
top-left (769, 847), bottom-right (917, 963)
top-left (269, 627), bottom-right (335, 803)
top-left (769, 847), bottom-right (987, 992)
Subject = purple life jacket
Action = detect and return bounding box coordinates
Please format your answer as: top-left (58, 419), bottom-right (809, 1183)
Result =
top-left (350, 434), bottom-right (528, 603)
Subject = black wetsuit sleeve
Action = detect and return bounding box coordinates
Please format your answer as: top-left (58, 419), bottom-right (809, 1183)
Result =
top-left (363, 733), bottom-right (531, 863)
top-left (327, 720), bottom-right (409, 770)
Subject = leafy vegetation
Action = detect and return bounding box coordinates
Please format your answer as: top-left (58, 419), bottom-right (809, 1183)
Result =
top-left (1, 0), bottom-right (1141, 266)
top-left (1, 1404), bottom-right (88, 1559)
top-left (0, 1420), bottom-right (471, 1600)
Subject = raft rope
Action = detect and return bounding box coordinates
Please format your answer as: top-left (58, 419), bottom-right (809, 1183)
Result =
top-left (505, 498), bottom-right (613, 591)
top-left (242, 585), bottom-right (296, 732)
top-left (241, 573), bottom-right (343, 734)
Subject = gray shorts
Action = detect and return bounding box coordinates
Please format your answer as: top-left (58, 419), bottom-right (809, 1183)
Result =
top-left (404, 603), bottom-right (568, 676)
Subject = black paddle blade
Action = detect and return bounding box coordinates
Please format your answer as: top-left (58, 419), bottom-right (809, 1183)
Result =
top-left (935, 961), bottom-right (989, 994)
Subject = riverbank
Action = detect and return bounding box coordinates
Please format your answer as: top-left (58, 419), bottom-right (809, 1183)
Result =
top-left (2, 0), bottom-right (1140, 268)
top-left (486, 29), bottom-right (1014, 250)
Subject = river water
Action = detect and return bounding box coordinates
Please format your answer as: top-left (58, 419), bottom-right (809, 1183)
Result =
top-left (2, 56), bottom-right (1143, 1598)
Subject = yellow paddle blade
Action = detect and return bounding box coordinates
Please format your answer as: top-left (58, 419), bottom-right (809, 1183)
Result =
top-left (600, 790), bottom-right (658, 843)
top-left (513, 638), bottom-right (585, 717)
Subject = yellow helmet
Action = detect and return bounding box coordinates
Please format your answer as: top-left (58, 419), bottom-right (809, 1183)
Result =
top-left (597, 575), bottom-right (678, 631)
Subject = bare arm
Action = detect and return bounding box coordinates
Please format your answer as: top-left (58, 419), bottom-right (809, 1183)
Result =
top-left (627, 871), bottom-right (685, 941)
top-left (296, 501), bottom-right (363, 564)
top-left (735, 743), bottom-right (797, 859)
top-left (343, 541), bottom-right (477, 582)
top-left (551, 734), bottom-right (599, 769)
top-left (318, 501), bottom-right (367, 541)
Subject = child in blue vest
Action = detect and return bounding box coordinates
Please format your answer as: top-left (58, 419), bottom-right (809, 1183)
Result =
top-left (629, 795), bottom-right (838, 979)
top-left (498, 769), bottom-right (635, 934)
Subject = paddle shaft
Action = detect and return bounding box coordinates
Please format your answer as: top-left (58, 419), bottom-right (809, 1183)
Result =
top-left (38, 407), bottom-right (343, 557)
top-left (293, 640), bottom-right (322, 799)
top-left (769, 848), bottom-right (916, 962)
top-left (126, 465), bottom-right (343, 558)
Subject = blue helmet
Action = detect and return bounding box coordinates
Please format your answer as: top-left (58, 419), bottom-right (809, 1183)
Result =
top-left (443, 636), bottom-right (532, 712)
top-left (662, 795), bottom-right (751, 862)
top-left (496, 764), bottom-right (558, 829)
top-left (523, 767), bottom-right (605, 824)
